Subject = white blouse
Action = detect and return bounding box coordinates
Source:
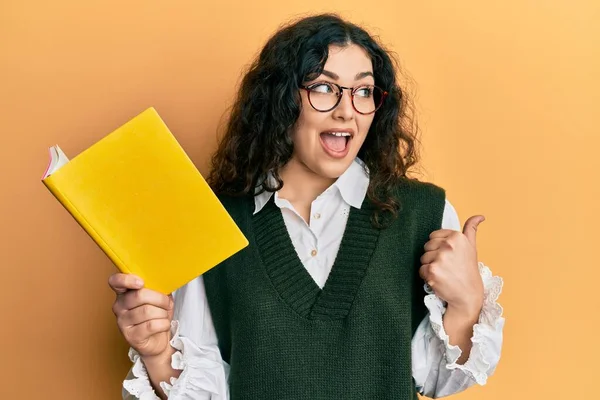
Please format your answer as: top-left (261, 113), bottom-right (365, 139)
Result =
top-left (123, 159), bottom-right (505, 399)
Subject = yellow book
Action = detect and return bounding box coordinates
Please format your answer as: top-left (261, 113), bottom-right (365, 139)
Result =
top-left (41, 107), bottom-right (248, 294)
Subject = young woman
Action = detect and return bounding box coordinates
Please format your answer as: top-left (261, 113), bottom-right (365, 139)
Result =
top-left (112, 14), bottom-right (504, 400)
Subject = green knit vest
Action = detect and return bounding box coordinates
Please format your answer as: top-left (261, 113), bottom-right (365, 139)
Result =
top-left (203, 179), bottom-right (446, 400)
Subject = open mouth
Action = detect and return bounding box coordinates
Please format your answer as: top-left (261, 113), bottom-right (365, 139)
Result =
top-left (319, 131), bottom-right (353, 158)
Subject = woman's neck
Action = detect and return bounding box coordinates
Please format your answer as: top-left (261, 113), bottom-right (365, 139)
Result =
top-left (278, 157), bottom-right (335, 207)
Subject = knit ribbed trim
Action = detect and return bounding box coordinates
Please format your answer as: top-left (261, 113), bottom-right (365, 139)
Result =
top-left (252, 197), bottom-right (380, 320)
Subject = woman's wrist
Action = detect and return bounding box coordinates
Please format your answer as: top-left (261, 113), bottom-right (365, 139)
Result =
top-left (446, 296), bottom-right (483, 321)
top-left (141, 345), bottom-right (176, 368)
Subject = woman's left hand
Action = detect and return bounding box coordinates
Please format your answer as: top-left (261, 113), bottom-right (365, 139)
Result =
top-left (419, 216), bottom-right (486, 316)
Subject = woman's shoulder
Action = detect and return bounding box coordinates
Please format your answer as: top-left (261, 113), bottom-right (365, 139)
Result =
top-left (215, 192), bottom-right (253, 219)
top-left (395, 176), bottom-right (446, 200)
top-left (392, 178), bottom-right (447, 224)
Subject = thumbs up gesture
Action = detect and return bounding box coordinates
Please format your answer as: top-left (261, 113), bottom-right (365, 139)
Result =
top-left (419, 215), bottom-right (486, 315)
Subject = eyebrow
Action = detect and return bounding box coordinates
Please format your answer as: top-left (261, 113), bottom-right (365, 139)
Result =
top-left (321, 69), bottom-right (374, 80)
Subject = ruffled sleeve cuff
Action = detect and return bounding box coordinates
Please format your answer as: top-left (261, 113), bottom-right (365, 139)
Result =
top-left (123, 320), bottom-right (230, 399)
top-left (423, 261), bottom-right (504, 385)
top-left (122, 347), bottom-right (161, 400)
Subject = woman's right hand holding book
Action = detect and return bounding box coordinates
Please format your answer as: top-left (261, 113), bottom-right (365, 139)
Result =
top-left (109, 273), bottom-right (180, 399)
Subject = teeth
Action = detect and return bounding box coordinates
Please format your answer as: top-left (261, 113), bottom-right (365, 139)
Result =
top-left (327, 132), bottom-right (351, 137)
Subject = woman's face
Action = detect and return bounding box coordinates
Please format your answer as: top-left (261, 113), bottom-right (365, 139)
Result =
top-left (291, 44), bottom-right (376, 179)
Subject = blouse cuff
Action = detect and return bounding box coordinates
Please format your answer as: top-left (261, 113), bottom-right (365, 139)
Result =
top-left (123, 320), bottom-right (229, 399)
top-left (423, 261), bottom-right (504, 385)
top-left (161, 320), bottom-right (229, 398)
top-left (122, 347), bottom-right (161, 400)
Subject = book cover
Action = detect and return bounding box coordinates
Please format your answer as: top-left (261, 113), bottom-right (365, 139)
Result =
top-left (42, 107), bottom-right (248, 294)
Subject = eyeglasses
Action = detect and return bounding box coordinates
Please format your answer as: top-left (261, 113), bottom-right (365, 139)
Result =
top-left (300, 81), bottom-right (388, 115)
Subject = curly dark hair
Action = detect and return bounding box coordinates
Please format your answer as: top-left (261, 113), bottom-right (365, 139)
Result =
top-left (208, 13), bottom-right (421, 227)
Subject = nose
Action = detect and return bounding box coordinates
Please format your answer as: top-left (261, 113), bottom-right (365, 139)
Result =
top-left (332, 89), bottom-right (354, 121)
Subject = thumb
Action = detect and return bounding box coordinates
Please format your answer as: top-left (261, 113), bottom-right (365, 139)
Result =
top-left (462, 215), bottom-right (485, 245)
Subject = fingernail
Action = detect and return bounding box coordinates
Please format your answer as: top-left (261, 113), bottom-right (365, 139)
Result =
top-left (135, 278), bottom-right (144, 287)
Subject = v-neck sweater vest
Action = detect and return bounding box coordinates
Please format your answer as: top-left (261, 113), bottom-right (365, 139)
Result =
top-left (203, 179), bottom-right (446, 400)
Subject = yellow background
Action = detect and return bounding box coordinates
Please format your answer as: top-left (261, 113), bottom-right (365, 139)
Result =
top-left (1, 1), bottom-right (597, 398)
